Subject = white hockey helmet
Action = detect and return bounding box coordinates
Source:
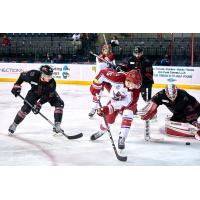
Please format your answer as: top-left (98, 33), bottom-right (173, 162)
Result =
top-left (165, 84), bottom-right (178, 101)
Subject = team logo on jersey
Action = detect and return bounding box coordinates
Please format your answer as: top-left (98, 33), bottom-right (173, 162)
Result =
top-left (162, 99), bottom-right (169, 103)
top-left (30, 81), bottom-right (38, 85)
top-left (62, 65), bottom-right (70, 79)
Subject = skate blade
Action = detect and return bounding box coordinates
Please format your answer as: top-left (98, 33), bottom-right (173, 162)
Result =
top-left (145, 137), bottom-right (164, 142)
top-left (53, 132), bottom-right (63, 137)
top-left (8, 132), bottom-right (14, 136)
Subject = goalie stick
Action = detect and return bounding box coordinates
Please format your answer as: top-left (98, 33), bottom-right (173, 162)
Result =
top-left (144, 88), bottom-right (164, 142)
top-left (18, 95), bottom-right (83, 140)
top-left (98, 97), bottom-right (127, 162)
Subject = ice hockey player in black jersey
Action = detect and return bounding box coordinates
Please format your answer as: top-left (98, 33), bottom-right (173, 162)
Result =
top-left (8, 65), bottom-right (64, 135)
top-left (140, 84), bottom-right (200, 139)
top-left (127, 46), bottom-right (154, 101)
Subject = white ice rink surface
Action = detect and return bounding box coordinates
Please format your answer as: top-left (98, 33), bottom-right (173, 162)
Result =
top-left (0, 82), bottom-right (200, 166)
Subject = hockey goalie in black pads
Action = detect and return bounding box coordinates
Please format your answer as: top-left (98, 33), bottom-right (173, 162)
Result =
top-left (8, 65), bottom-right (65, 135)
top-left (139, 84), bottom-right (200, 140)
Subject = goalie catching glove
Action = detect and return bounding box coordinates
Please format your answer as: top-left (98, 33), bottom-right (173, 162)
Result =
top-left (138, 101), bottom-right (158, 120)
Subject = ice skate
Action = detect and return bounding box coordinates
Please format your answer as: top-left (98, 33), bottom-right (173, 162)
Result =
top-left (90, 131), bottom-right (105, 140)
top-left (88, 108), bottom-right (96, 118)
top-left (53, 122), bottom-right (64, 136)
top-left (118, 136), bottom-right (125, 149)
top-left (8, 122), bottom-right (18, 135)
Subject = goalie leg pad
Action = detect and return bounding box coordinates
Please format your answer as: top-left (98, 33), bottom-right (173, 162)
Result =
top-left (165, 119), bottom-right (196, 138)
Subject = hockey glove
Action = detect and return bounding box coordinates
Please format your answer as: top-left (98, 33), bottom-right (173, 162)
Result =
top-left (97, 106), bottom-right (110, 117)
top-left (90, 81), bottom-right (102, 96)
top-left (11, 84), bottom-right (22, 97)
top-left (140, 101), bottom-right (158, 120)
top-left (32, 101), bottom-right (42, 114)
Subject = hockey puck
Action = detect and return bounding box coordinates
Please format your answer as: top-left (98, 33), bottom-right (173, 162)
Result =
top-left (185, 142), bottom-right (190, 145)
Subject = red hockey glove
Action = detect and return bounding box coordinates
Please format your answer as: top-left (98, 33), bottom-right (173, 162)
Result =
top-left (140, 101), bottom-right (158, 120)
top-left (97, 106), bottom-right (110, 117)
top-left (90, 81), bottom-right (102, 96)
top-left (32, 101), bottom-right (42, 114)
top-left (11, 84), bottom-right (22, 97)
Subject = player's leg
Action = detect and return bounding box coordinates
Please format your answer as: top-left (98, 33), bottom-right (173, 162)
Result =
top-left (140, 83), bottom-right (152, 102)
top-left (90, 111), bottom-right (118, 140)
top-left (118, 109), bottom-right (133, 149)
top-left (49, 93), bottom-right (64, 134)
top-left (8, 91), bottom-right (38, 134)
top-left (88, 95), bottom-right (99, 118)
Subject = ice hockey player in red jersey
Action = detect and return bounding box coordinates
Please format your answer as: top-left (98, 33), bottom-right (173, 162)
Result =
top-left (88, 44), bottom-right (116, 118)
top-left (96, 44), bottom-right (116, 73)
top-left (8, 65), bottom-right (65, 135)
top-left (139, 84), bottom-right (200, 140)
top-left (89, 69), bottom-right (142, 149)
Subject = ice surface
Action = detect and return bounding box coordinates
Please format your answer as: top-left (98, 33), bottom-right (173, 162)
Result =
top-left (0, 82), bottom-right (200, 166)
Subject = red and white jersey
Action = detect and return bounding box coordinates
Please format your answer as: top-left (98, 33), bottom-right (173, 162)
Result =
top-left (96, 53), bottom-right (116, 73)
top-left (95, 69), bottom-right (140, 112)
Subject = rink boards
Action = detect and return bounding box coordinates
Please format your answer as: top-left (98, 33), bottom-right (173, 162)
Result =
top-left (0, 63), bottom-right (199, 89)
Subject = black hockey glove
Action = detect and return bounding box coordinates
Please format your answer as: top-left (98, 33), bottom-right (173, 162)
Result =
top-left (11, 84), bottom-right (22, 97)
top-left (32, 102), bottom-right (42, 114)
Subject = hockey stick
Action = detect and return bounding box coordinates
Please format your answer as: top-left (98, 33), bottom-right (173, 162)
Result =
top-left (18, 94), bottom-right (83, 140)
top-left (103, 33), bottom-right (108, 46)
top-left (144, 88), bottom-right (150, 141)
top-left (90, 51), bottom-right (115, 67)
top-left (89, 51), bottom-right (123, 72)
top-left (144, 88), bottom-right (164, 142)
top-left (98, 97), bottom-right (127, 162)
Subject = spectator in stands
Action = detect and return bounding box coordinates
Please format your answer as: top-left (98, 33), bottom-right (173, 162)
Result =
top-left (72, 33), bottom-right (81, 46)
top-left (72, 33), bottom-right (80, 41)
top-left (55, 54), bottom-right (64, 63)
top-left (88, 33), bottom-right (98, 48)
top-left (2, 34), bottom-right (11, 46)
top-left (80, 33), bottom-right (89, 58)
top-left (160, 54), bottom-right (170, 66)
top-left (110, 36), bottom-right (119, 47)
top-left (45, 53), bottom-right (54, 63)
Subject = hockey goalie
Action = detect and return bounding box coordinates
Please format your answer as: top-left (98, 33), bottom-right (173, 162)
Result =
top-left (138, 84), bottom-right (200, 140)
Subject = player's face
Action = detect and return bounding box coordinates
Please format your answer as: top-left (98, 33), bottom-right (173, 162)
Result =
top-left (41, 74), bottom-right (52, 82)
top-left (103, 48), bottom-right (109, 55)
top-left (134, 52), bottom-right (143, 59)
top-left (125, 80), bottom-right (140, 90)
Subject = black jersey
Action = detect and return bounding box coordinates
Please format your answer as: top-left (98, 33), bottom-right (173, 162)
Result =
top-left (15, 70), bottom-right (57, 104)
top-left (151, 89), bottom-right (200, 123)
top-left (127, 56), bottom-right (154, 85)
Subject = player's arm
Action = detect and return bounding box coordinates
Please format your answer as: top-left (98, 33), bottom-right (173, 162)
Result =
top-left (11, 70), bottom-right (37, 97)
top-left (138, 90), bottom-right (164, 120)
top-left (90, 69), bottom-right (118, 96)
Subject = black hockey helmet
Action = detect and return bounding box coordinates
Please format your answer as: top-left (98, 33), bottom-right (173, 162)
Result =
top-left (40, 65), bottom-right (53, 76)
top-left (134, 46), bottom-right (143, 54)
